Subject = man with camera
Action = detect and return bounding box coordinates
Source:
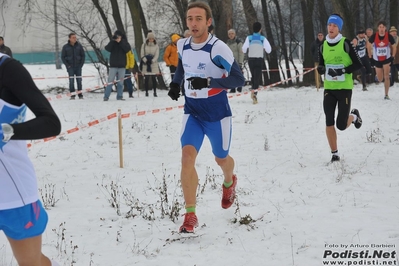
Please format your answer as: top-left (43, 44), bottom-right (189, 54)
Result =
top-left (104, 30), bottom-right (131, 101)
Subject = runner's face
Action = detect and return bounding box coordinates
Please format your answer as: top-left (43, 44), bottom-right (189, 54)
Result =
top-left (186, 7), bottom-right (212, 43)
top-left (378, 24), bottom-right (386, 35)
top-left (327, 23), bottom-right (339, 39)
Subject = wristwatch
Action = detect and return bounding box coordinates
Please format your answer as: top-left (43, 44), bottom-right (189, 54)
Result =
top-left (1, 123), bottom-right (14, 142)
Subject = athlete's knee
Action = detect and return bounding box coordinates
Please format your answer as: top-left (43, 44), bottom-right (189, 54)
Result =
top-left (215, 155), bottom-right (229, 166)
top-left (336, 121), bottom-right (347, 131)
top-left (181, 145), bottom-right (197, 165)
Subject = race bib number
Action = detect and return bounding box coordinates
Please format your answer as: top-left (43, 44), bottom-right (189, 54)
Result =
top-left (376, 47), bottom-right (388, 57)
top-left (325, 64), bottom-right (345, 82)
top-left (357, 49), bottom-right (366, 58)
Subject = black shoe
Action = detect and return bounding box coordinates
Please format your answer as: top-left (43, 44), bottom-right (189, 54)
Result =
top-left (70, 95), bottom-right (76, 100)
top-left (362, 86), bottom-right (368, 91)
top-left (145, 92), bottom-right (149, 97)
top-left (78, 95), bottom-right (84, 99)
top-left (331, 155), bottom-right (340, 163)
top-left (153, 93), bottom-right (157, 97)
top-left (351, 109), bottom-right (362, 129)
top-left (129, 95), bottom-right (134, 98)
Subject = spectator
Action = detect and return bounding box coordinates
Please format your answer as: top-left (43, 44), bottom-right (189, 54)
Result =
top-left (367, 21), bottom-right (397, 100)
top-left (242, 22), bottom-right (272, 104)
top-left (352, 29), bottom-right (372, 91)
top-left (104, 30), bottom-right (131, 101)
top-left (389, 26), bottom-right (399, 86)
top-left (61, 33), bottom-right (85, 99)
top-left (0, 52), bottom-right (61, 266)
top-left (317, 14), bottom-right (363, 163)
top-left (167, 1), bottom-right (245, 234)
top-left (164, 34), bottom-right (180, 81)
top-left (0, 36), bottom-right (12, 57)
top-left (226, 29), bottom-right (244, 93)
top-left (140, 32), bottom-right (160, 97)
top-left (310, 32), bottom-right (324, 89)
top-left (125, 50), bottom-right (135, 98)
top-left (184, 29), bottom-right (191, 38)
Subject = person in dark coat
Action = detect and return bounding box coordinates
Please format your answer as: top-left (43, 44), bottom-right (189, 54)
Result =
top-left (104, 30), bottom-right (131, 101)
top-left (310, 32), bottom-right (324, 89)
top-left (0, 36), bottom-right (12, 57)
top-left (61, 33), bottom-right (86, 99)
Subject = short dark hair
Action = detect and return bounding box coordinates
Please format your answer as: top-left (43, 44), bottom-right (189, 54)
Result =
top-left (0, 36), bottom-right (3, 40)
top-left (377, 20), bottom-right (387, 27)
top-left (253, 22), bottom-right (261, 33)
top-left (68, 33), bottom-right (76, 38)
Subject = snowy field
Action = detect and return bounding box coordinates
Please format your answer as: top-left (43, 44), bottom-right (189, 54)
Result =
top-left (1, 63), bottom-right (399, 266)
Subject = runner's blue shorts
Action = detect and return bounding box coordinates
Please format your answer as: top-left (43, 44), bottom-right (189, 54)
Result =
top-left (180, 114), bottom-right (232, 158)
top-left (0, 200), bottom-right (48, 240)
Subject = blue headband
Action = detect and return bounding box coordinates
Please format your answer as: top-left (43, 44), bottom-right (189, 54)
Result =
top-left (327, 15), bottom-right (343, 31)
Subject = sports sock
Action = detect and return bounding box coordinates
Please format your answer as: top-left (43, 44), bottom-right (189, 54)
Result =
top-left (331, 150), bottom-right (339, 156)
top-left (186, 206), bottom-right (196, 213)
top-left (223, 180), bottom-right (233, 188)
top-left (351, 114), bottom-right (358, 123)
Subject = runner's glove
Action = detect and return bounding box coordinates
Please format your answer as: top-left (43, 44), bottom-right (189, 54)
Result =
top-left (328, 68), bottom-right (345, 77)
top-left (317, 65), bottom-right (325, 75)
top-left (168, 82), bottom-right (180, 101)
top-left (369, 58), bottom-right (375, 66)
top-left (187, 77), bottom-right (209, 90)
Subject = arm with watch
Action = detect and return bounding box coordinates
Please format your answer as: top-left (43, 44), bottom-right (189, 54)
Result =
top-left (187, 60), bottom-right (244, 90)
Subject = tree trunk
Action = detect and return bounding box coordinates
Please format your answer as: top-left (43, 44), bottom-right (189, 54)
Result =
top-left (261, 0), bottom-right (278, 84)
top-left (316, 0), bottom-right (328, 34)
top-left (241, 0), bottom-right (257, 34)
top-left (390, 0), bottom-right (398, 30)
top-left (300, 0), bottom-right (316, 85)
top-left (172, 0), bottom-right (188, 31)
top-left (110, 0), bottom-right (124, 34)
top-left (139, 0), bottom-right (149, 48)
top-left (208, 0), bottom-right (233, 42)
top-left (91, 0), bottom-right (112, 39)
top-left (126, 0), bottom-right (144, 58)
top-left (272, 0), bottom-right (292, 86)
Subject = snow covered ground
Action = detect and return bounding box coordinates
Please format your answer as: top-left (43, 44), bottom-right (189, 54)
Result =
top-left (1, 63), bottom-right (399, 266)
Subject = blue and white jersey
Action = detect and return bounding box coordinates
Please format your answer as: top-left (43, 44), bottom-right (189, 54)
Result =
top-left (242, 33), bottom-right (272, 58)
top-left (0, 53), bottom-right (38, 210)
top-left (177, 34), bottom-right (235, 122)
top-left (355, 37), bottom-right (367, 58)
top-left (0, 94), bottom-right (38, 210)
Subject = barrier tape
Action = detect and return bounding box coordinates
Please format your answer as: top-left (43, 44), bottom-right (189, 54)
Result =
top-left (27, 68), bottom-right (314, 148)
top-left (44, 74), bottom-right (137, 101)
top-left (26, 104), bottom-right (184, 148)
top-left (41, 64), bottom-right (313, 101)
top-left (33, 75), bottom-right (96, 80)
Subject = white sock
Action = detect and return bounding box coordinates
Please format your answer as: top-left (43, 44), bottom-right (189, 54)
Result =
top-left (351, 114), bottom-right (357, 123)
top-left (332, 150), bottom-right (339, 156)
top-left (51, 260), bottom-right (61, 266)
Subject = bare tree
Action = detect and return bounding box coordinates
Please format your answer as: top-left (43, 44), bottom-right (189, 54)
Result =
top-left (208, 0), bottom-right (233, 42)
top-left (260, 0), bottom-right (278, 84)
top-left (241, 0), bottom-right (257, 34)
top-left (300, 0), bottom-right (316, 85)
